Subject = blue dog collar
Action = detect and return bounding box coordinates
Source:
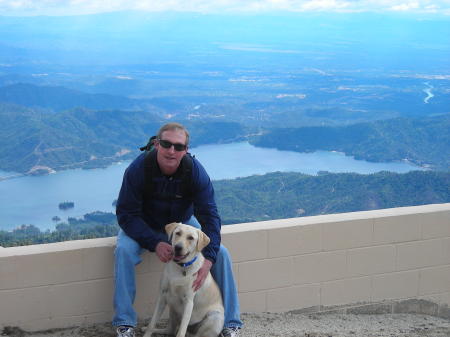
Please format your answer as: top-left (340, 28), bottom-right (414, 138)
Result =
top-left (177, 255), bottom-right (198, 268)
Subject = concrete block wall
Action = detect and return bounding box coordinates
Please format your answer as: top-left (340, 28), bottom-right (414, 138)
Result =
top-left (0, 203), bottom-right (449, 331)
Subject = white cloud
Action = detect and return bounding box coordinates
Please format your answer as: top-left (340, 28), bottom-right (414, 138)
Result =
top-left (300, 0), bottom-right (351, 11)
top-left (390, 1), bottom-right (420, 11)
top-left (0, 0), bottom-right (450, 15)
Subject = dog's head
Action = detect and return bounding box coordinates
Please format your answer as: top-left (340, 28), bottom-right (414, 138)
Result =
top-left (165, 222), bottom-right (210, 263)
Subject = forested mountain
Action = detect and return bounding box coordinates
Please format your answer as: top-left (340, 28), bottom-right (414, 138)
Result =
top-left (0, 83), bottom-right (145, 111)
top-left (214, 170), bottom-right (450, 224)
top-left (1, 170), bottom-right (448, 246)
top-left (3, 102), bottom-right (447, 174)
top-left (0, 103), bottom-right (248, 173)
top-left (251, 115), bottom-right (450, 171)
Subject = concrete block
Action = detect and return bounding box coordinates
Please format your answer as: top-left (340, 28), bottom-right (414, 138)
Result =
top-left (239, 291), bottom-right (267, 312)
top-left (82, 245), bottom-right (114, 279)
top-left (0, 286), bottom-right (51, 326)
top-left (444, 237), bottom-right (450, 264)
top-left (135, 271), bottom-right (164, 314)
top-left (15, 249), bottom-right (84, 287)
top-left (84, 278), bottom-right (114, 314)
top-left (396, 239), bottom-right (445, 271)
top-left (83, 311), bottom-right (114, 326)
top-left (321, 277), bottom-right (371, 307)
top-left (373, 214), bottom-right (421, 245)
top-left (421, 210), bottom-right (450, 239)
top-left (48, 282), bottom-right (90, 317)
top-left (0, 256), bottom-right (19, 290)
top-left (347, 245), bottom-right (396, 277)
top-left (268, 223), bottom-right (321, 258)
top-left (221, 229), bottom-right (268, 262)
top-left (136, 251), bottom-right (164, 274)
top-left (238, 257), bottom-right (293, 292)
top-left (372, 270), bottom-right (419, 301)
top-left (293, 251), bottom-right (347, 284)
top-left (322, 219), bottom-right (373, 251)
top-left (267, 284), bottom-right (320, 312)
top-left (419, 265), bottom-right (450, 295)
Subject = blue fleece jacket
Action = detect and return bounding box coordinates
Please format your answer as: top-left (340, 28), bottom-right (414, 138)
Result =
top-left (115, 152), bottom-right (221, 263)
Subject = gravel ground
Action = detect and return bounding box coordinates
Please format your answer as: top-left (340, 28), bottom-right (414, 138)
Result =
top-left (3, 312), bottom-right (450, 337)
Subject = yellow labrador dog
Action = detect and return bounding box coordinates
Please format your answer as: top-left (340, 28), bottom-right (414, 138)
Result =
top-left (144, 222), bottom-right (224, 337)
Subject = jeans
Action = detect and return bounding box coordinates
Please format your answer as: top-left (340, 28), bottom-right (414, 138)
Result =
top-left (112, 217), bottom-right (243, 329)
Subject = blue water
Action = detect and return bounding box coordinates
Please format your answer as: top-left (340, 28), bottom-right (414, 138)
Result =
top-left (0, 142), bottom-right (421, 231)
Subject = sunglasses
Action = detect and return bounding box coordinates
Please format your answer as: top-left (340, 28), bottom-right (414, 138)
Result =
top-left (158, 138), bottom-right (187, 152)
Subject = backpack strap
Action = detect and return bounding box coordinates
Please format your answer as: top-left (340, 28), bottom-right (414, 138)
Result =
top-left (143, 149), bottom-right (158, 200)
top-left (140, 136), bottom-right (157, 152)
top-left (178, 153), bottom-right (193, 200)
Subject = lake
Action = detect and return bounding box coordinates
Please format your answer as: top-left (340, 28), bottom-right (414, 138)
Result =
top-left (0, 142), bottom-right (422, 231)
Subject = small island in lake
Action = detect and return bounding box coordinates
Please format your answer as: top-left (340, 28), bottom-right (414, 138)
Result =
top-left (58, 201), bottom-right (75, 210)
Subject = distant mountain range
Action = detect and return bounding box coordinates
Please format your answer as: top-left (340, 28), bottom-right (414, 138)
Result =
top-left (1, 97), bottom-right (448, 174)
top-left (0, 101), bottom-right (247, 173)
top-left (0, 81), bottom-right (448, 174)
top-left (214, 170), bottom-right (450, 224)
top-left (251, 115), bottom-right (450, 171)
top-left (0, 83), bottom-right (148, 111)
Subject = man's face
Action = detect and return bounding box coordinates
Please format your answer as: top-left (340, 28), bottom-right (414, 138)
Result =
top-left (155, 129), bottom-right (188, 175)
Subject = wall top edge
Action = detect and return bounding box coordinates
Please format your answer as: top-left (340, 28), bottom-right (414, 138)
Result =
top-left (221, 202), bottom-right (450, 233)
top-left (1, 203), bottom-right (448, 256)
top-left (0, 236), bottom-right (116, 257)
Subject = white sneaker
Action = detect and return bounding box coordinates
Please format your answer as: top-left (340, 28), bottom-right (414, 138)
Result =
top-left (116, 326), bottom-right (135, 337)
top-left (220, 327), bottom-right (240, 337)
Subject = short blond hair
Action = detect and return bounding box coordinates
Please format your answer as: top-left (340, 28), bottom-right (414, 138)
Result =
top-left (157, 122), bottom-right (190, 145)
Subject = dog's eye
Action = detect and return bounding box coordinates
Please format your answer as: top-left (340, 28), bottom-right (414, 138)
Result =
top-left (187, 236), bottom-right (194, 241)
top-left (175, 232), bottom-right (181, 236)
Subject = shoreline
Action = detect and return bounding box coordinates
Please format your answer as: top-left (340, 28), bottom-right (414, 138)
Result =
top-left (0, 149), bottom-right (432, 182)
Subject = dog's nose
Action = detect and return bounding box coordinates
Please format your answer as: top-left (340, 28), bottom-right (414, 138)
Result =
top-left (174, 244), bottom-right (183, 254)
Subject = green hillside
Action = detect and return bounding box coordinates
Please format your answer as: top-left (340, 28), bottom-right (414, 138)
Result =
top-left (0, 103), bottom-right (247, 173)
top-left (214, 170), bottom-right (450, 224)
top-left (0, 83), bottom-right (140, 111)
top-left (0, 100), bottom-right (448, 174)
top-left (250, 115), bottom-right (450, 171)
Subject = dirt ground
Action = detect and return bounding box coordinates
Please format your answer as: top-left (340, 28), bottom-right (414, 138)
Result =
top-left (2, 312), bottom-right (450, 337)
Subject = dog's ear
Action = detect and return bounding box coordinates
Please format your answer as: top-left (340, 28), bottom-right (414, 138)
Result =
top-left (196, 230), bottom-right (210, 252)
top-left (165, 222), bottom-right (180, 237)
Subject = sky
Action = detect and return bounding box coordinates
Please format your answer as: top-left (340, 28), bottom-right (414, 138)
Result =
top-left (0, 0), bottom-right (450, 16)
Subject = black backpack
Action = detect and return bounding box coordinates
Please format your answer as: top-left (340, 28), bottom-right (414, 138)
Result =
top-left (140, 137), bottom-right (194, 201)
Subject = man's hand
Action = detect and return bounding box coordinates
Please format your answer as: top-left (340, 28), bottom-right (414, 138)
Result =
top-left (155, 242), bottom-right (173, 263)
top-left (193, 259), bottom-right (213, 291)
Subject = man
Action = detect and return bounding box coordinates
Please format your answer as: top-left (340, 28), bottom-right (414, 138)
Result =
top-left (113, 122), bottom-right (242, 337)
